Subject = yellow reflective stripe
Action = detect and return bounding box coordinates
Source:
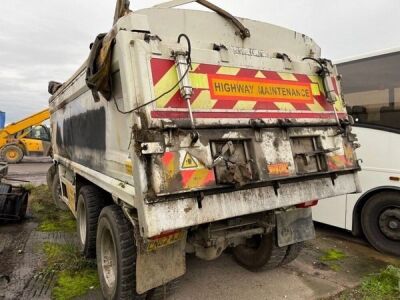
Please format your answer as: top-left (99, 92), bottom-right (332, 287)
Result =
top-left (191, 63), bottom-right (200, 72)
top-left (255, 71), bottom-right (266, 78)
top-left (233, 101), bottom-right (257, 110)
top-left (308, 75), bottom-right (325, 96)
top-left (334, 97), bottom-right (346, 112)
top-left (154, 65), bottom-right (179, 108)
top-left (278, 72), bottom-right (298, 81)
top-left (216, 66), bottom-right (240, 75)
top-left (184, 169), bottom-right (212, 189)
top-left (274, 102), bottom-right (296, 111)
top-left (191, 90), bottom-right (217, 109)
top-left (190, 73), bottom-right (209, 89)
top-left (311, 83), bottom-right (321, 96)
top-left (306, 99), bottom-right (325, 112)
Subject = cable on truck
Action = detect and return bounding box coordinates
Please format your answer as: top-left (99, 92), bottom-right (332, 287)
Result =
top-left (114, 33), bottom-right (192, 114)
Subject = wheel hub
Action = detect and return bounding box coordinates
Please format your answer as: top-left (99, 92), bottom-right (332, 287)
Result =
top-left (78, 198), bottom-right (86, 245)
top-left (101, 228), bottom-right (117, 289)
top-left (7, 151), bottom-right (16, 159)
top-left (379, 208), bottom-right (400, 241)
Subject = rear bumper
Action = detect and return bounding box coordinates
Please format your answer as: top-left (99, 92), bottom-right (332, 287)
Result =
top-left (142, 172), bottom-right (359, 237)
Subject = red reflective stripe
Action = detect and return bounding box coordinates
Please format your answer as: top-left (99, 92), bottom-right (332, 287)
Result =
top-left (181, 169), bottom-right (196, 185)
top-left (236, 68), bottom-right (259, 77)
top-left (151, 59), bottom-right (174, 85)
top-left (161, 152), bottom-right (175, 166)
top-left (261, 71), bottom-right (282, 80)
top-left (194, 63), bottom-right (220, 74)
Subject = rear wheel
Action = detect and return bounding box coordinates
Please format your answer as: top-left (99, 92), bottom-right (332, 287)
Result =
top-left (77, 185), bottom-right (106, 258)
top-left (1, 145), bottom-right (23, 164)
top-left (233, 231), bottom-right (288, 271)
top-left (51, 172), bottom-right (68, 211)
top-left (97, 205), bottom-right (147, 300)
top-left (361, 191), bottom-right (400, 256)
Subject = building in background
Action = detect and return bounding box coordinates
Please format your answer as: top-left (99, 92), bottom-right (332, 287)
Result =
top-left (0, 112), bottom-right (5, 129)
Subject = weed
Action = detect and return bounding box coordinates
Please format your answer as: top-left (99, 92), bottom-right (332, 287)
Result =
top-left (320, 248), bottom-right (347, 262)
top-left (29, 185), bottom-right (76, 233)
top-left (335, 265), bottom-right (400, 300)
top-left (42, 242), bottom-right (99, 300)
top-left (52, 270), bottom-right (98, 300)
top-left (43, 242), bottom-right (96, 273)
top-left (360, 265), bottom-right (400, 300)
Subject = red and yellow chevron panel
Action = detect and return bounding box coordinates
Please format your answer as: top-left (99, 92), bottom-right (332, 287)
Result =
top-left (160, 151), bottom-right (215, 192)
top-left (150, 58), bottom-right (347, 120)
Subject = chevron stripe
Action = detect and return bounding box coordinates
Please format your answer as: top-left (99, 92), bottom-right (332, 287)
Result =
top-left (216, 66), bottom-right (241, 75)
top-left (278, 72), bottom-right (298, 81)
top-left (191, 90), bottom-right (217, 109)
top-left (150, 58), bottom-right (344, 120)
top-left (233, 100), bottom-right (257, 110)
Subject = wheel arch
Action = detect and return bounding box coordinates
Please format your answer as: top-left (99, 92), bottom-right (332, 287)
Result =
top-left (352, 186), bottom-right (400, 236)
top-left (74, 173), bottom-right (113, 212)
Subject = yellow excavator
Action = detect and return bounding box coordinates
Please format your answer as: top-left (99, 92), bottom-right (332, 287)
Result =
top-left (0, 109), bottom-right (51, 163)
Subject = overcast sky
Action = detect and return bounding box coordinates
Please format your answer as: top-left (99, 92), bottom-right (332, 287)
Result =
top-left (1, 0), bottom-right (399, 123)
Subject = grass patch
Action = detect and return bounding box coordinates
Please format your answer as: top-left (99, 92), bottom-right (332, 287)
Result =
top-left (360, 265), bottom-right (400, 299)
top-left (52, 270), bottom-right (98, 300)
top-left (29, 185), bottom-right (76, 232)
top-left (337, 265), bottom-right (400, 300)
top-left (320, 248), bottom-right (347, 262)
top-left (42, 242), bottom-right (99, 300)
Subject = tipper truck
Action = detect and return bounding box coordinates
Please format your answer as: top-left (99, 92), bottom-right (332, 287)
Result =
top-left (47, 0), bottom-right (361, 298)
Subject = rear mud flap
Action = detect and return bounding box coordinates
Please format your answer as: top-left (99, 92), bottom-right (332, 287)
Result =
top-left (276, 208), bottom-right (315, 247)
top-left (136, 233), bottom-right (187, 294)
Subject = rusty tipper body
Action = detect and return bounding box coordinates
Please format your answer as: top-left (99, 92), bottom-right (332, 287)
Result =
top-left (48, 1), bottom-right (360, 298)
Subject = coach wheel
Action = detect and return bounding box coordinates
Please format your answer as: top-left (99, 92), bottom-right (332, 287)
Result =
top-left (361, 191), bottom-right (400, 256)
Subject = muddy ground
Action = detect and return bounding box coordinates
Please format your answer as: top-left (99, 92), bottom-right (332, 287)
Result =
top-left (0, 158), bottom-right (399, 300)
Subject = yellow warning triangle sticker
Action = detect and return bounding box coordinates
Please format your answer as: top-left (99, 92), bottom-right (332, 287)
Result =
top-left (182, 152), bottom-right (198, 169)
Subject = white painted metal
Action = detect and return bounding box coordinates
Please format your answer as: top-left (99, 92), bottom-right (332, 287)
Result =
top-left (313, 127), bottom-right (400, 230)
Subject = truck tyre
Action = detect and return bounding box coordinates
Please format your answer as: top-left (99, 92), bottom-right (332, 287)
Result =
top-left (77, 185), bottom-right (106, 258)
top-left (1, 145), bottom-right (24, 164)
top-left (361, 191), bottom-right (400, 256)
top-left (279, 242), bottom-right (304, 266)
top-left (233, 231), bottom-right (288, 271)
top-left (97, 205), bottom-right (146, 300)
top-left (51, 172), bottom-right (68, 211)
top-left (46, 164), bottom-right (56, 189)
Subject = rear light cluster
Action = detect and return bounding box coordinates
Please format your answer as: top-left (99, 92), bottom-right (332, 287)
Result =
top-left (296, 200), bottom-right (318, 208)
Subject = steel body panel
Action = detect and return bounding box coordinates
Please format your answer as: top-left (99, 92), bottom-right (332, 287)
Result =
top-left (143, 173), bottom-right (358, 237)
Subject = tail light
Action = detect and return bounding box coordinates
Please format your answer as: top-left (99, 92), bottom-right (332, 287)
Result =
top-left (296, 200), bottom-right (319, 208)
